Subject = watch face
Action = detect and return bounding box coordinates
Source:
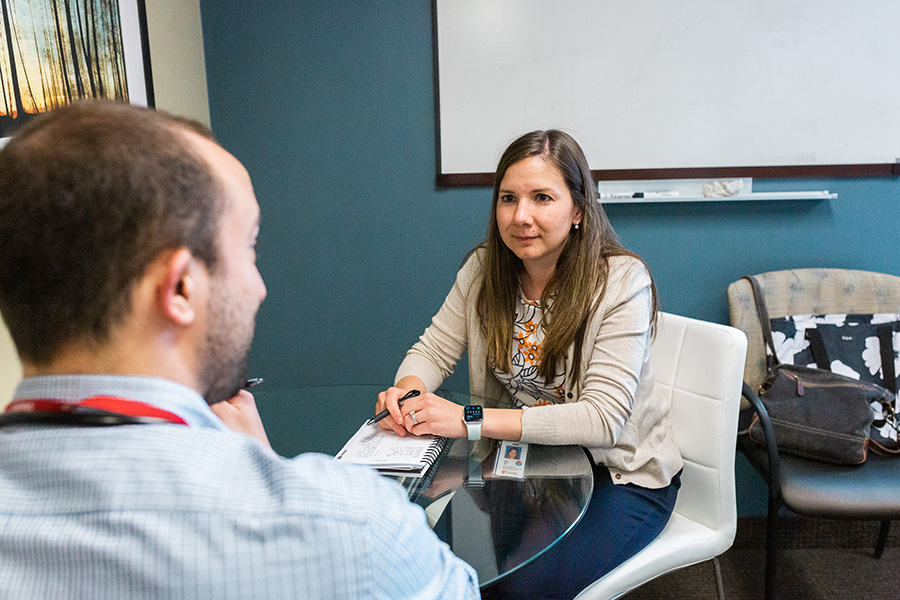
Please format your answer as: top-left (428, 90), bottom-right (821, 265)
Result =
top-left (464, 405), bottom-right (484, 423)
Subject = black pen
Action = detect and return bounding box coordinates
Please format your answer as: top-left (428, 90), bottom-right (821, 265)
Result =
top-left (244, 378), bottom-right (264, 389)
top-left (366, 389), bottom-right (421, 426)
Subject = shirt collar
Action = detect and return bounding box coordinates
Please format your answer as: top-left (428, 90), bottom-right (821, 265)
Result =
top-left (516, 281), bottom-right (556, 308)
top-left (12, 375), bottom-right (229, 431)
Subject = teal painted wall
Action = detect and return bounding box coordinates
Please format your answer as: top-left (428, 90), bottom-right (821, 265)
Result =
top-left (198, 1), bottom-right (900, 515)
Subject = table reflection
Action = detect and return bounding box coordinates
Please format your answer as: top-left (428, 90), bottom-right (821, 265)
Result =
top-left (397, 438), bottom-right (591, 586)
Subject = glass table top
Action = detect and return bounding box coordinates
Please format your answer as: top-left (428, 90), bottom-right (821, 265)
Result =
top-left (253, 385), bottom-right (593, 587)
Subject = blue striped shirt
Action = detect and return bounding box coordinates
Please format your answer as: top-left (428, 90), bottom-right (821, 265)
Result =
top-left (0, 375), bottom-right (479, 599)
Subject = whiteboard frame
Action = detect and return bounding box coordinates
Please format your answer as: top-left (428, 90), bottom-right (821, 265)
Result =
top-left (433, 0), bottom-right (900, 186)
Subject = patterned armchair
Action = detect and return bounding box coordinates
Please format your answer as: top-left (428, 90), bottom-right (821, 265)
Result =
top-left (727, 268), bottom-right (900, 600)
top-left (728, 268), bottom-right (900, 393)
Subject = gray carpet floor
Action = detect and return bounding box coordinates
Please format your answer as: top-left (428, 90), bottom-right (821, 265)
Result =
top-left (622, 516), bottom-right (900, 600)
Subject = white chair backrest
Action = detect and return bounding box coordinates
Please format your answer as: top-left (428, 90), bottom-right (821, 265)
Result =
top-left (649, 312), bottom-right (746, 533)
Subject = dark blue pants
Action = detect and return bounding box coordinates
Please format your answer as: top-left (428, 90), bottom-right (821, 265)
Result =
top-left (482, 459), bottom-right (681, 600)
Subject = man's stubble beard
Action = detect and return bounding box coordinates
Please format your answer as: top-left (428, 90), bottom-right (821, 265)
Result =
top-left (198, 278), bottom-right (256, 405)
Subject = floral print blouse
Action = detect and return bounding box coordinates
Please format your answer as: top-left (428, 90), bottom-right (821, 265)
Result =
top-left (492, 292), bottom-right (566, 407)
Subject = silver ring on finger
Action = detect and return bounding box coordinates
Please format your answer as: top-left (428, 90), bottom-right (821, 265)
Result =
top-left (410, 409), bottom-right (419, 425)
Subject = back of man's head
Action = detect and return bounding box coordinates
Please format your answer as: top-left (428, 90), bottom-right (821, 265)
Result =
top-left (0, 100), bottom-right (222, 366)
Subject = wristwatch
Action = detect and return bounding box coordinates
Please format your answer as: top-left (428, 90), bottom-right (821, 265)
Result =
top-left (463, 404), bottom-right (484, 441)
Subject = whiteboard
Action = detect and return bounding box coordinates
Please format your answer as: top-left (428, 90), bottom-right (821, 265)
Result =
top-left (434, 0), bottom-right (900, 184)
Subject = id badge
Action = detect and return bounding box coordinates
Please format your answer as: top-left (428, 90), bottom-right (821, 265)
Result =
top-left (494, 440), bottom-right (528, 479)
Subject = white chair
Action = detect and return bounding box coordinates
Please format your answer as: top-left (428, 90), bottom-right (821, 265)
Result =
top-left (574, 312), bottom-right (747, 600)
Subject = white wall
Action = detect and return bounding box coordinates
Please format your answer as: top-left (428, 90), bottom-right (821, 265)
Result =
top-left (0, 0), bottom-right (210, 406)
top-left (145, 0), bottom-right (210, 125)
top-left (0, 323), bottom-right (20, 407)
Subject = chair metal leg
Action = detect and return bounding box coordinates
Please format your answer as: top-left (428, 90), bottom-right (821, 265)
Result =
top-left (874, 520), bottom-right (891, 559)
top-left (741, 383), bottom-right (782, 600)
top-left (764, 495), bottom-right (780, 600)
top-left (712, 556), bottom-right (726, 600)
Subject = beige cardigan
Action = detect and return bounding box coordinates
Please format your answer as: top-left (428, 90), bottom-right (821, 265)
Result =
top-left (396, 250), bottom-right (683, 488)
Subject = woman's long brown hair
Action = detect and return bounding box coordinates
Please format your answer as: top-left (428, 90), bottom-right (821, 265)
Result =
top-left (476, 130), bottom-right (658, 383)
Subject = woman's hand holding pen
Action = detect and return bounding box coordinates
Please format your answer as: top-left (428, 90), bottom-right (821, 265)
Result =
top-left (375, 386), bottom-right (418, 437)
top-left (376, 385), bottom-right (467, 439)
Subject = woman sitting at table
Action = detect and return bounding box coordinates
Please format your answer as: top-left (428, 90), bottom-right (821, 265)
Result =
top-left (375, 129), bottom-right (683, 600)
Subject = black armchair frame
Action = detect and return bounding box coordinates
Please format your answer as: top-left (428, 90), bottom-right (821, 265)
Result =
top-left (739, 383), bottom-right (896, 600)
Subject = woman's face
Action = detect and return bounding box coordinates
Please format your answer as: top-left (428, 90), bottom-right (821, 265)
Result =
top-left (496, 156), bottom-right (582, 275)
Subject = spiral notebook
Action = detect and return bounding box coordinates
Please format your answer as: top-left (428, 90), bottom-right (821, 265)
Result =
top-left (334, 422), bottom-right (448, 477)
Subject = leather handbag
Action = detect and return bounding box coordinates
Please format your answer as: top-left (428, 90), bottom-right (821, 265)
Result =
top-left (743, 276), bottom-right (893, 465)
top-left (749, 363), bottom-right (877, 464)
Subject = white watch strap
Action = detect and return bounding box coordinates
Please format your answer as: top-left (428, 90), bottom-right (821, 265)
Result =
top-left (466, 421), bottom-right (482, 441)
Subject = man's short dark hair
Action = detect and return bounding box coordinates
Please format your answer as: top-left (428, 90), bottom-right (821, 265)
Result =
top-left (0, 100), bottom-right (223, 365)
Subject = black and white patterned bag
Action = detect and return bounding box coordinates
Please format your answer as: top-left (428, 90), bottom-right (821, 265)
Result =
top-left (768, 313), bottom-right (900, 453)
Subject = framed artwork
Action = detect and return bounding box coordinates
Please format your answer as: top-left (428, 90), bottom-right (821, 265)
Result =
top-left (0, 0), bottom-right (153, 141)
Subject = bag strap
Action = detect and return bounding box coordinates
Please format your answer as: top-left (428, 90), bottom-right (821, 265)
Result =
top-left (878, 325), bottom-right (897, 393)
top-left (871, 326), bottom-right (899, 457)
top-left (805, 328), bottom-right (831, 370)
top-left (742, 276), bottom-right (781, 368)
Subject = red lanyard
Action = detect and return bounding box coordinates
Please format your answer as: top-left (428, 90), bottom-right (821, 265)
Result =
top-left (5, 396), bottom-right (188, 425)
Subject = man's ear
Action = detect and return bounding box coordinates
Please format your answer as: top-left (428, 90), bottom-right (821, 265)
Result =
top-left (159, 248), bottom-right (205, 326)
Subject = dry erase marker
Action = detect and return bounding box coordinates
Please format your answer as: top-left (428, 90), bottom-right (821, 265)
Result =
top-left (366, 390), bottom-right (421, 425)
top-left (633, 191), bottom-right (679, 199)
top-left (599, 191), bottom-right (679, 199)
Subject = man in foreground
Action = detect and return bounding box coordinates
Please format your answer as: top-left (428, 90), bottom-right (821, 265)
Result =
top-left (0, 100), bottom-right (478, 599)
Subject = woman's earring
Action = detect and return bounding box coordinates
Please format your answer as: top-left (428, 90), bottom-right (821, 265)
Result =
top-left (573, 222), bottom-right (580, 230)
